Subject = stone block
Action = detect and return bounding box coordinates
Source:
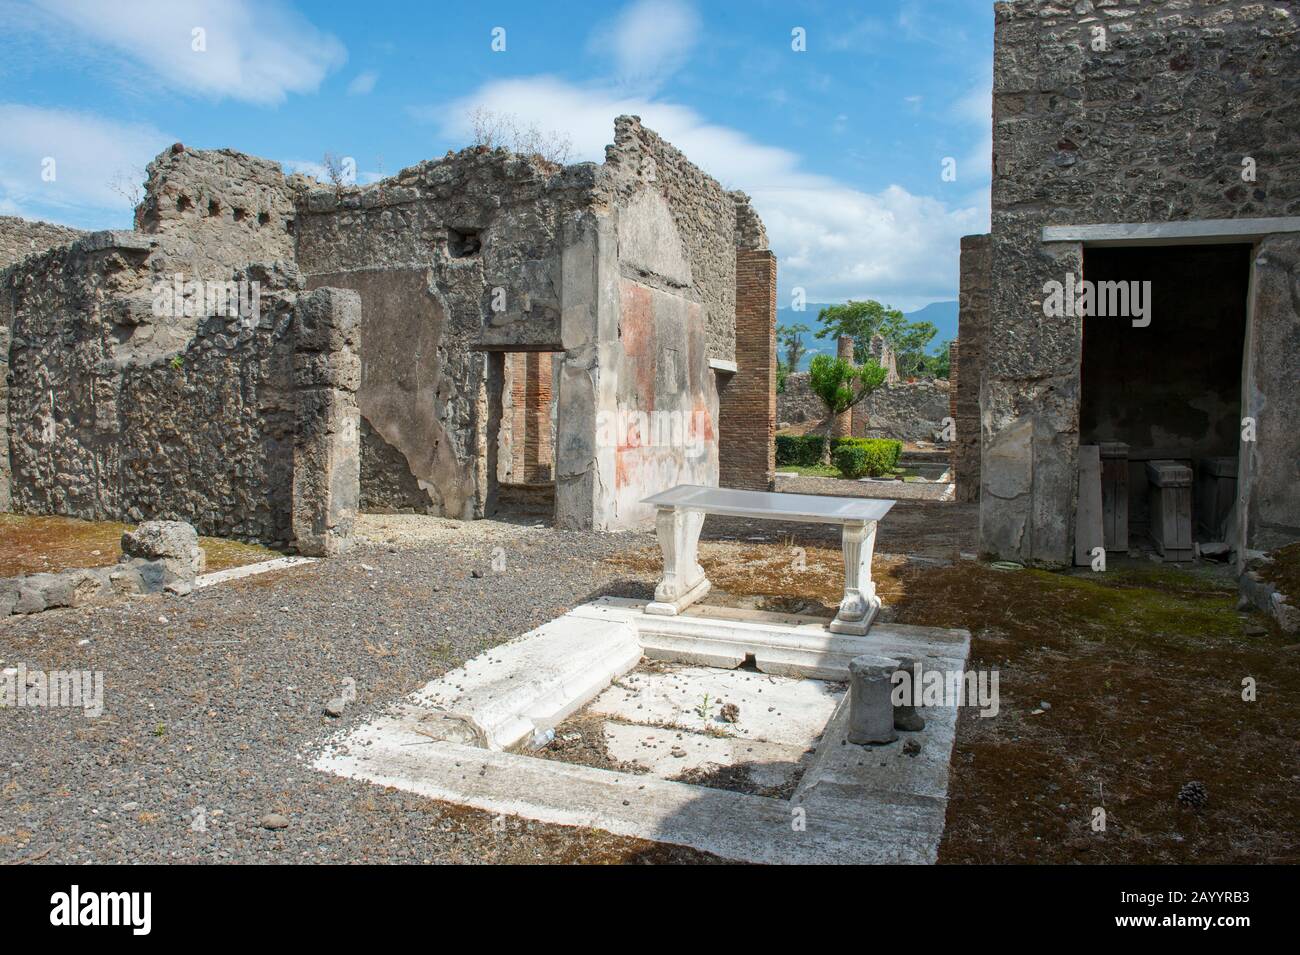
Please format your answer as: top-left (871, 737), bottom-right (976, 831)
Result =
top-left (294, 286), bottom-right (360, 354)
top-left (121, 520), bottom-right (204, 575)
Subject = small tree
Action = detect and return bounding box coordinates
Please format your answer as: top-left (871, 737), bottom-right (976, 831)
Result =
top-left (808, 353), bottom-right (888, 463)
top-left (778, 322), bottom-right (810, 372)
top-left (815, 300), bottom-right (904, 357)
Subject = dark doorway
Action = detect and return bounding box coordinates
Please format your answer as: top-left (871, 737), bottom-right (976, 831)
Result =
top-left (1079, 243), bottom-right (1250, 544)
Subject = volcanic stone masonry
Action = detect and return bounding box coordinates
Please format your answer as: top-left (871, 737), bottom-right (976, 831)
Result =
top-left (961, 0), bottom-right (1300, 565)
top-left (0, 118), bottom-right (776, 547)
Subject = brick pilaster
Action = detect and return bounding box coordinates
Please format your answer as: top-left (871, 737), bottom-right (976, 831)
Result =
top-left (720, 250), bottom-right (776, 490)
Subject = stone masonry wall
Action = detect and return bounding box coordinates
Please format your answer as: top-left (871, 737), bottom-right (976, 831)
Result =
top-left (294, 147), bottom-right (596, 520)
top-left (601, 116), bottom-right (738, 364)
top-left (0, 216), bottom-right (87, 271)
top-left (984, 0), bottom-right (1300, 564)
top-left (1, 233), bottom-right (301, 544)
top-left (778, 372), bottom-right (950, 443)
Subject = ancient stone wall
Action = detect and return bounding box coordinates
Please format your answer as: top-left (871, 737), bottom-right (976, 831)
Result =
top-left (1, 232), bottom-right (300, 544)
top-left (984, 0), bottom-right (1300, 564)
top-left (852, 378), bottom-right (951, 443)
top-left (955, 234), bottom-right (990, 503)
top-left (294, 147), bottom-right (596, 519)
top-left (778, 372), bottom-right (950, 443)
top-left (602, 116), bottom-right (738, 364)
top-left (134, 144), bottom-right (304, 272)
top-left (0, 216), bottom-right (86, 271)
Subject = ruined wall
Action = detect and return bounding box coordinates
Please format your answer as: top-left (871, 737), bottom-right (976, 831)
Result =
top-left (1243, 235), bottom-right (1300, 551)
top-left (984, 0), bottom-right (1300, 564)
top-left (1, 233), bottom-right (300, 544)
top-left (602, 116), bottom-right (738, 364)
top-left (595, 117), bottom-right (738, 530)
top-left (0, 216), bottom-right (86, 271)
top-left (295, 149), bottom-right (597, 520)
top-left (955, 234), bottom-right (990, 503)
top-left (778, 372), bottom-right (949, 443)
top-left (853, 378), bottom-right (951, 442)
top-left (0, 146), bottom-right (363, 548)
top-left (134, 144), bottom-right (303, 272)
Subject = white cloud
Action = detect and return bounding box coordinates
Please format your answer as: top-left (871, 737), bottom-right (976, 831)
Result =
top-left (587, 0), bottom-right (700, 88)
top-left (347, 70), bottom-right (378, 96)
top-left (281, 158), bottom-right (382, 186)
top-left (427, 78), bottom-right (981, 308)
top-left (26, 0), bottom-right (346, 105)
top-left (0, 104), bottom-right (171, 227)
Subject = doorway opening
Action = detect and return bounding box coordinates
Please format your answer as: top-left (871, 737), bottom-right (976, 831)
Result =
top-left (1079, 243), bottom-right (1250, 552)
top-left (487, 350), bottom-right (560, 521)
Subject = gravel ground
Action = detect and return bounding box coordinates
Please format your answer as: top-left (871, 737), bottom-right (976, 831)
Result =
top-left (0, 520), bottom-right (738, 864)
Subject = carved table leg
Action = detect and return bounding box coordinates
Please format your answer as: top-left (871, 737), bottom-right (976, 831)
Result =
top-left (828, 520), bottom-right (881, 635)
top-left (645, 506), bottom-right (710, 615)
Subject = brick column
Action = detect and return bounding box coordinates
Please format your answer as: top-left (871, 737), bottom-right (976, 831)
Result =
top-left (955, 234), bottom-right (990, 504)
top-left (292, 287), bottom-right (361, 556)
top-left (833, 334), bottom-right (854, 440)
top-left (719, 249), bottom-right (776, 490)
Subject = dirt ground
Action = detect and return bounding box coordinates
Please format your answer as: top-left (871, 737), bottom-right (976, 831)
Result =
top-left (0, 514), bottom-right (278, 578)
top-left (4, 505), bottom-right (1295, 864)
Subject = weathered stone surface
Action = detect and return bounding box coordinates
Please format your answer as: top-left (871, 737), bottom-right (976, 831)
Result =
top-left (0, 525), bottom-right (204, 616)
top-left (778, 372), bottom-right (951, 443)
top-left (847, 653), bottom-right (900, 746)
top-left (0, 216), bottom-right (86, 270)
top-left (292, 288), bottom-right (361, 556)
top-left (122, 520), bottom-right (202, 566)
top-left (980, 0), bottom-right (1300, 564)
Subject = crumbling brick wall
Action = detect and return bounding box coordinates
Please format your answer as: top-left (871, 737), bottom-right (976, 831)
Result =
top-left (983, 0), bottom-right (1300, 564)
top-left (954, 233), bottom-right (989, 503)
top-left (720, 247), bottom-right (776, 490)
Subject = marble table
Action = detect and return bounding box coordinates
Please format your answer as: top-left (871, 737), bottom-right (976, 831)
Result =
top-left (641, 485), bottom-right (895, 635)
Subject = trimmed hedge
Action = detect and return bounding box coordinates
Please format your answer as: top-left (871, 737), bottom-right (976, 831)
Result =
top-left (775, 434), bottom-right (826, 467)
top-left (832, 438), bottom-right (903, 478)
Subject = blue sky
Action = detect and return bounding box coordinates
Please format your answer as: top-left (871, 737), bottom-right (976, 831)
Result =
top-left (0, 0), bottom-right (993, 309)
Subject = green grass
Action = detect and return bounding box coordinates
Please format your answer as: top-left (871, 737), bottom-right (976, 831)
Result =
top-left (777, 464), bottom-right (906, 480)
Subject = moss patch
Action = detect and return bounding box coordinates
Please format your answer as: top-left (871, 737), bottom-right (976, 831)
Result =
top-left (0, 513), bottom-right (280, 578)
top-left (1260, 542), bottom-right (1300, 600)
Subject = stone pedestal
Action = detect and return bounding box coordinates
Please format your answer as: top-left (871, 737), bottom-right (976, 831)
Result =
top-left (847, 654), bottom-right (900, 745)
top-left (1146, 460), bottom-right (1193, 561)
top-left (827, 521), bottom-right (882, 635)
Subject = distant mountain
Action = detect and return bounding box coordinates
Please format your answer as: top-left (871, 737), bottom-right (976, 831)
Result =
top-left (775, 300), bottom-right (959, 371)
